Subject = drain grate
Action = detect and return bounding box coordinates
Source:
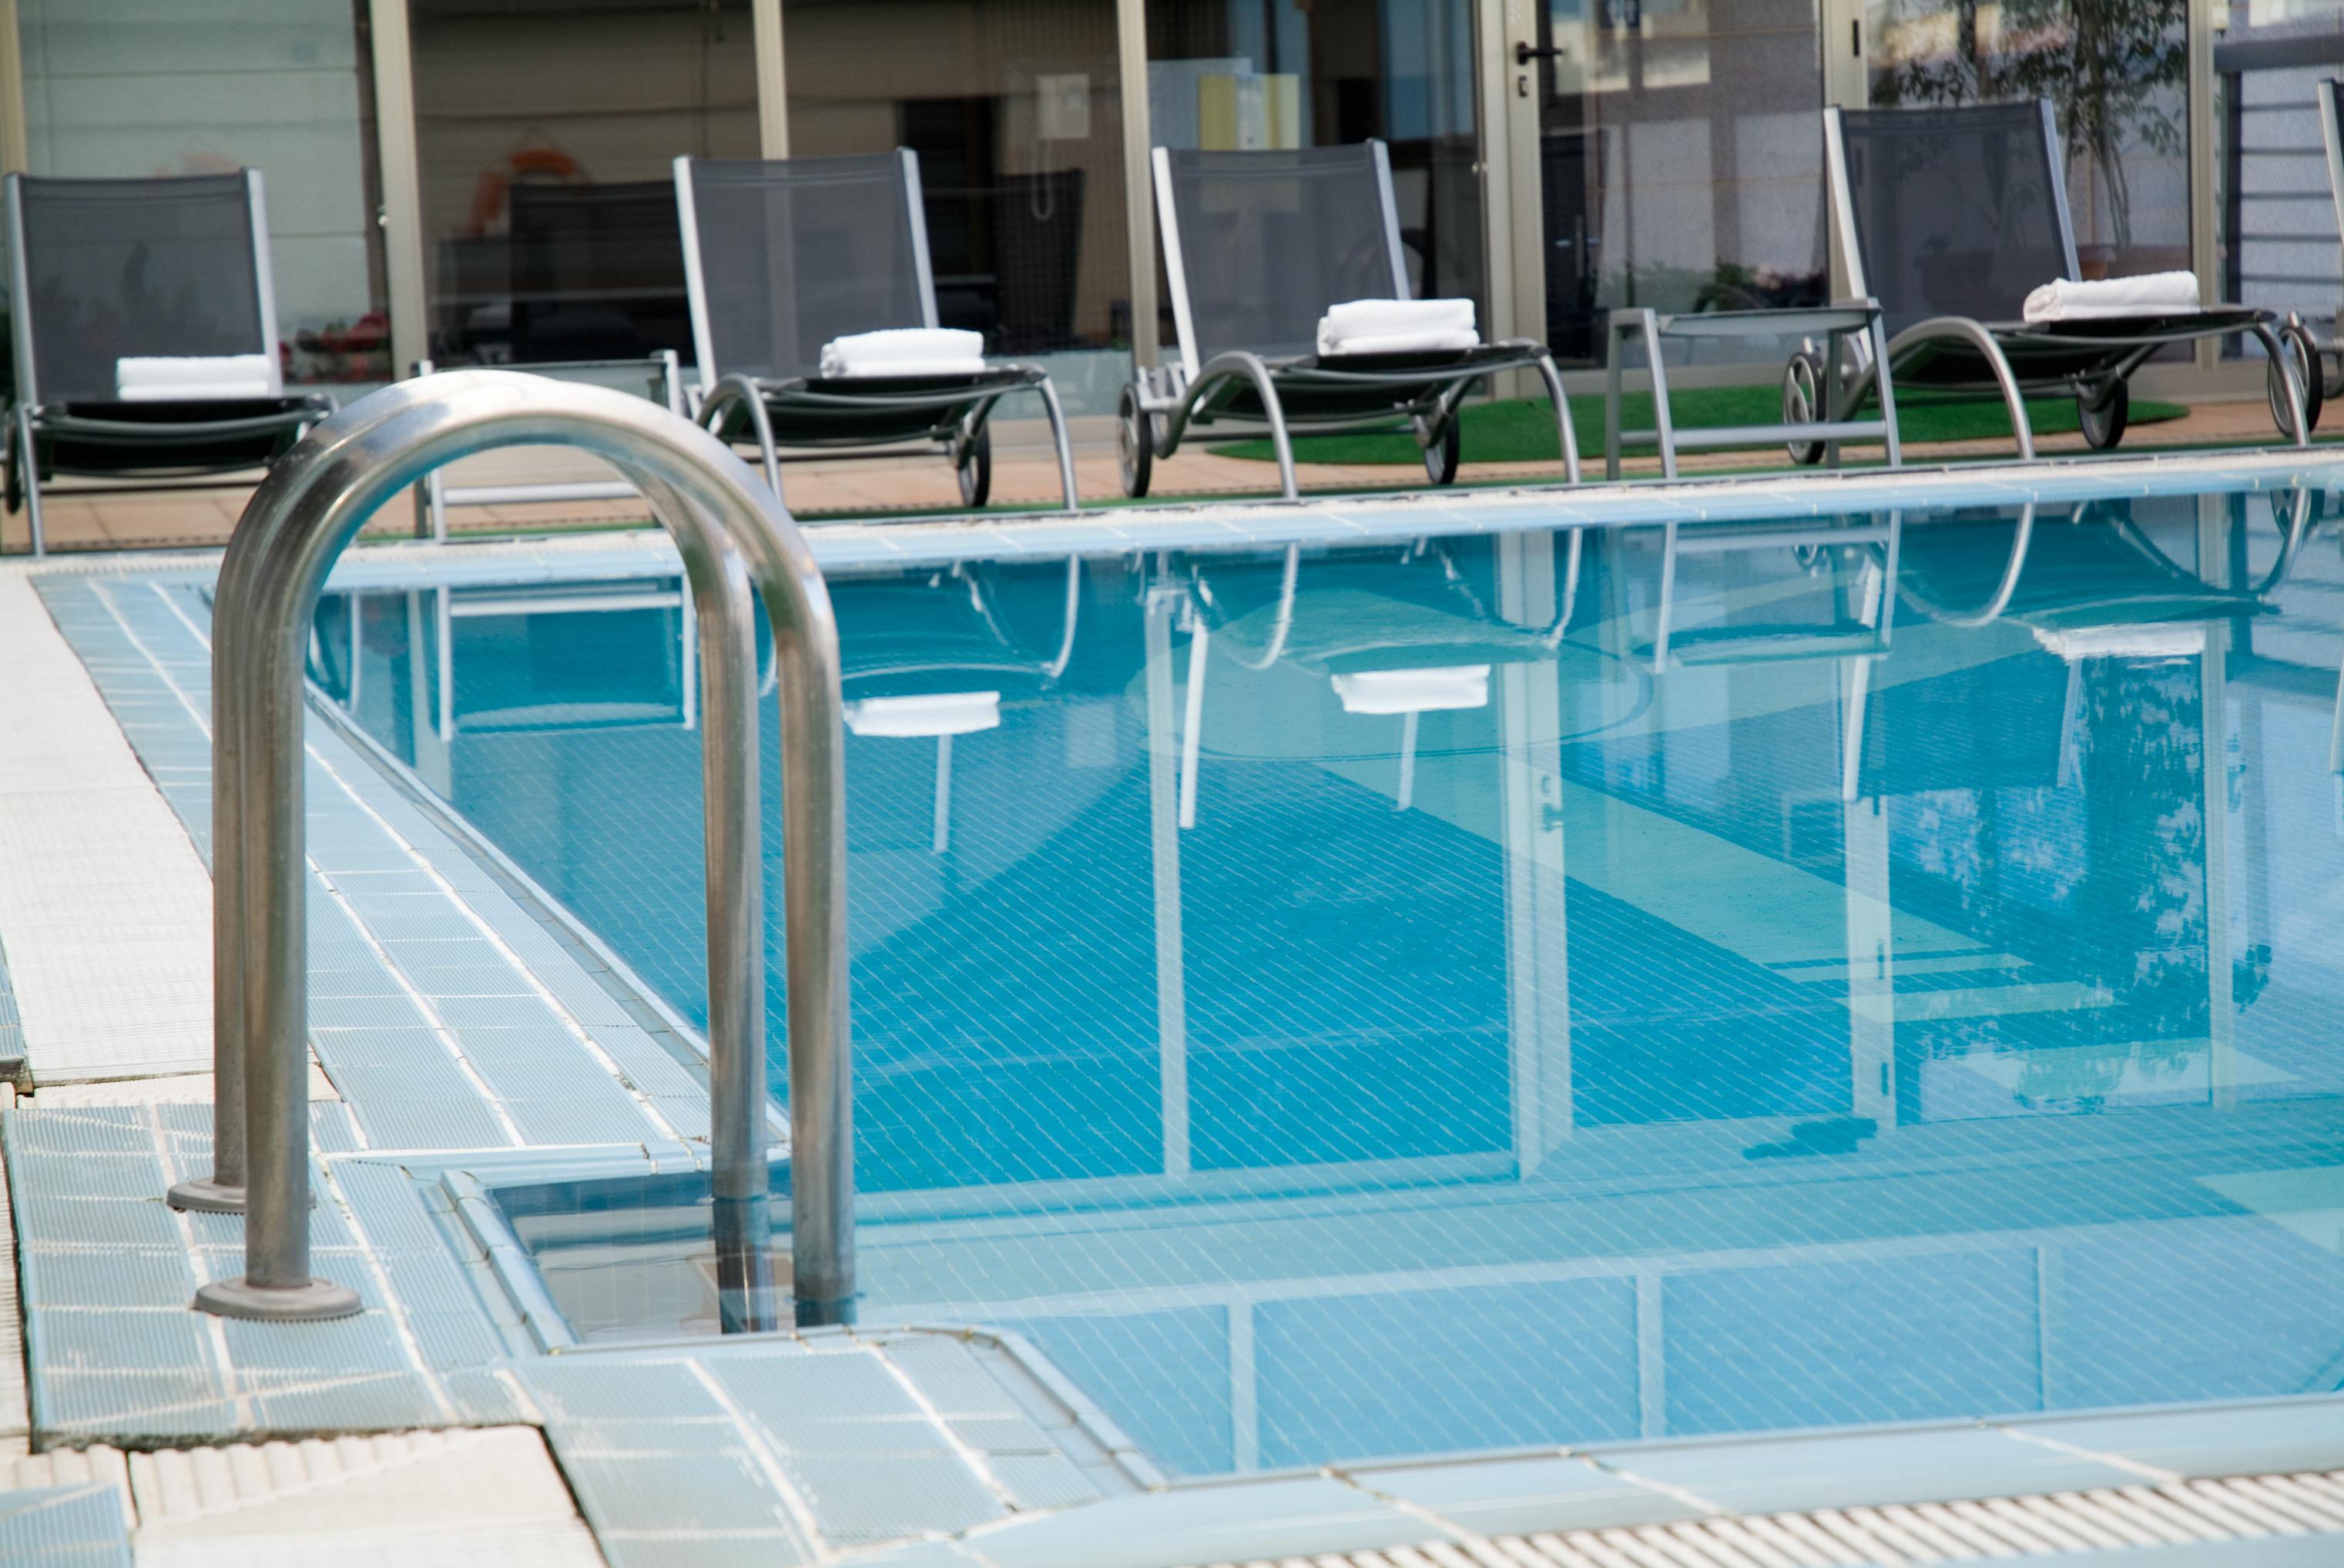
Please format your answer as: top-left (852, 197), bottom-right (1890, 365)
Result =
top-left (1196, 1470), bottom-right (2344, 1568)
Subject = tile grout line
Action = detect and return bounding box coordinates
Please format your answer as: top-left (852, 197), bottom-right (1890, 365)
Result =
top-left (314, 1158), bottom-right (461, 1426)
top-left (681, 1357), bottom-right (834, 1564)
top-left (864, 1338), bottom-right (1020, 1513)
top-left (139, 1104), bottom-right (251, 1432)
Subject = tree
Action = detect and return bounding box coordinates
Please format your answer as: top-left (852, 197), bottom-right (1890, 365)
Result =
top-left (1871, 0), bottom-right (2188, 251)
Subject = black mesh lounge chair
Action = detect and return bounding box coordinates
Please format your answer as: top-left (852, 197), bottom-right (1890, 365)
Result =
top-left (674, 150), bottom-right (1079, 513)
top-left (1120, 142), bottom-right (1580, 501)
top-left (3, 170), bottom-right (334, 556)
top-left (1806, 101), bottom-right (2310, 461)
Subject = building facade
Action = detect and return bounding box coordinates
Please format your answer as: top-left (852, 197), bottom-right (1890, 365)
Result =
top-left (1, 0), bottom-right (2337, 409)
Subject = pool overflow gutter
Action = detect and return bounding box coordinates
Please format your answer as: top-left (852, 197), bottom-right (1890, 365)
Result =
top-left (169, 369), bottom-right (858, 1328)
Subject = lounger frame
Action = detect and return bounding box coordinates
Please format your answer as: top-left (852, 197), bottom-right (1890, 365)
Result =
top-left (1128, 140), bottom-right (1580, 501)
top-left (1820, 100), bottom-right (2309, 459)
top-left (2293, 77), bottom-right (2344, 423)
top-left (673, 151), bottom-right (1080, 514)
top-left (3, 169), bottom-right (333, 556)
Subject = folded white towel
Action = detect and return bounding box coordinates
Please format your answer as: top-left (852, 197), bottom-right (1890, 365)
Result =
top-left (1317, 297), bottom-right (1480, 357)
top-left (116, 353), bottom-right (275, 401)
top-left (1331, 665), bottom-right (1491, 715)
top-left (819, 328), bottom-right (987, 380)
top-left (118, 380), bottom-right (275, 402)
top-left (2021, 271), bottom-right (2200, 323)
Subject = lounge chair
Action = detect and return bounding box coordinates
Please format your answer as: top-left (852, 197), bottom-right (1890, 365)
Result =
top-left (1805, 100), bottom-right (2309, 460)
top-left (672, 150), bottom-right (1079, 514)
top-left (2289, 75), bottom-right (2344, 433)
top-left (1636, 514), bottom-right (1900, 802)
top-left (1120, 142), bottom-right (1580, 501)
top-left (2, 170), bottom-right (334, 556)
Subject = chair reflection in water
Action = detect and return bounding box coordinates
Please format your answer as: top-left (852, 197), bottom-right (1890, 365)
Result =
top-left (810, 557), bottom-right (1083, 856)
top-left (1169, 535), bottom-right (1590, 823)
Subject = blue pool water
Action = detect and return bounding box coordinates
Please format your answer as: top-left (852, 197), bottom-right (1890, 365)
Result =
top-left (315, 487), bottom-right (2344, 1475)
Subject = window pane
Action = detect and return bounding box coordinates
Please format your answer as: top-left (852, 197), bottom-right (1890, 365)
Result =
top-left (1147, 0), bottom-right (1487, 327)
top-left (786, 0), bottom-right (1134, 408)
top-left (1866, 0), bottom-right (2192, 281)
top-left (16, 0), bottom-right (389, 387)
top-left (1531, 0), bottom-right (1826, 366)
top-left (410, 0), bottom-right (759, 370)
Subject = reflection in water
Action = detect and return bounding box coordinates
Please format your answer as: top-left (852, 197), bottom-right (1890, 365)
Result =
top-left (314, 488), bottom-right (2344, 1473)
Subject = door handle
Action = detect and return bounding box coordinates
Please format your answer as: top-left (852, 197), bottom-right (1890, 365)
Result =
top-left (1514, 41), bottom-right (1566, 63)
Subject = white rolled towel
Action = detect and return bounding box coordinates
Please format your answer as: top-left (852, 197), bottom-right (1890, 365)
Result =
top-left (1317, 298), bottom-right (1479, 357)
top-left (116, 354), bottom-right (275, 402)
top-left (819, 328), bottom-right (987, 379)
top-left (2021, 271), bottom-right (2200, 323)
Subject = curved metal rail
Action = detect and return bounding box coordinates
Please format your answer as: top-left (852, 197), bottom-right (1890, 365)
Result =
top-left (177, 370), bottom-right (855, 1328)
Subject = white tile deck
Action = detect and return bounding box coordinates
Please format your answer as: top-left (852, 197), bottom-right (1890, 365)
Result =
top-left (0, 577), bottom-right (215, 1082)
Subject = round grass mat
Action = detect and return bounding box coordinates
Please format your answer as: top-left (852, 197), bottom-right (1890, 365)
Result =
top-left (1208, 385), bottom-right (2188, 465)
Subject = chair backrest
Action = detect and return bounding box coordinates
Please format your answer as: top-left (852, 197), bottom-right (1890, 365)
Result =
top-left (5, 170), bottom-right (281, 404)
top-left (1152, 142), bottom-right (1409, 374)
top-left (2320, 80), bottom-right (2344, 306)
top-left (507, 179), bottom-right (690, 360)
top-left (673, 151), bottom-right (938, 384)
top-left (1826, 101), bottom-right (2079, 333)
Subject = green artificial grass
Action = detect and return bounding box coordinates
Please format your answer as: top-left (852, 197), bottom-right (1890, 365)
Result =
top-left (1208, 384), bottom-right (2188, 466)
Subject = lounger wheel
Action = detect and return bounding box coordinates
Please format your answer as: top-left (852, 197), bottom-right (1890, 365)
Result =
top-left (956, 426), bottom-right (992, 508)
top-left (1417, 415), bottom-right (1462, 485)
top-left (2077, 380), bottom-right (2128, 450)
top-left (1782, 349), bottom-right (1828, 466)
top-left (1116, 385), bottom-right (1154, 499)
top-left (2270, 320), bottom-right (2323, 436)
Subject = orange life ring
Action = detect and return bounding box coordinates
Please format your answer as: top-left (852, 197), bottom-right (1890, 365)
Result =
top-left (467, 146), bottom-right (587, 235)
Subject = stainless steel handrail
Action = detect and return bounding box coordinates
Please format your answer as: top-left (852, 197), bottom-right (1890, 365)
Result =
top-left (174, 370), bottom-right (856, 1328)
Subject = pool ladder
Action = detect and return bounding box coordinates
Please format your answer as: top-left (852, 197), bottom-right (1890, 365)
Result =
top-left (168, 370), bottom-right (856, 1330)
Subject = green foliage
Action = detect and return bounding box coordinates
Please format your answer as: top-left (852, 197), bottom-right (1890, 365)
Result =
top-left (1869, 0), bottom-right (2187, 250)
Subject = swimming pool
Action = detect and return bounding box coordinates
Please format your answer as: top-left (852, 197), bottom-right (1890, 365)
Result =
top-left (310, 481), bottom-right (2344, 1477)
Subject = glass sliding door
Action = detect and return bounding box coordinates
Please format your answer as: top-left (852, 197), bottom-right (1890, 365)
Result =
top-left (408, 0), bottom-right (759, 370)
top-left (1145, 0), bottom-right (1487, 330)
top-left (784, 0), bottom-right (1134, 411)
top-left (1524, 0), bottom-right (1830, 365)
top-left (1863, 0), bottom-right (2191, 280)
